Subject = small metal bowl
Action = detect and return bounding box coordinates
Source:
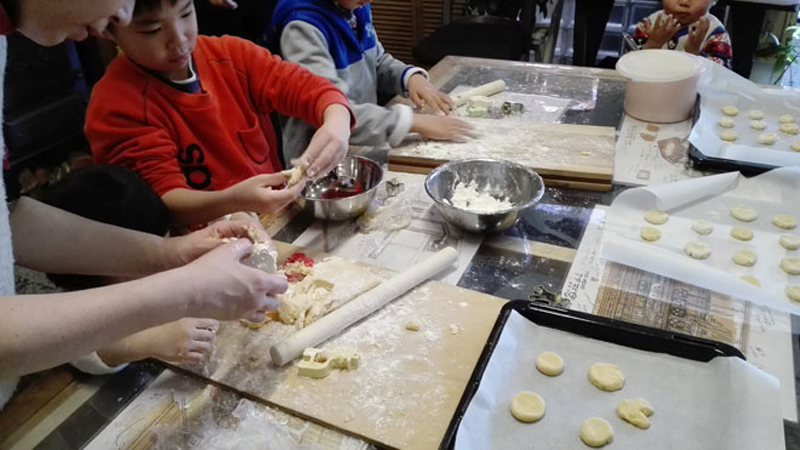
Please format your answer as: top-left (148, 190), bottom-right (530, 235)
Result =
top-left (425, 158), bottom-right (545, 233)
top-left (302, 155), bottom-right (383, 221)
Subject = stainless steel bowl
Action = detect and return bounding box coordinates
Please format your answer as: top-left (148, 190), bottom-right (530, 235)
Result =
top-left (424, 158), bottom-right (545, 233)
top-left (302, 155), bottom-right (383, 221)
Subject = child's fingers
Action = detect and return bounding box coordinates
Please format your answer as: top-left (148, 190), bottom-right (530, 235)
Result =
top-left (307, 141), bottom-right (344, 177)
top-left (249, 172), bottom-right (288, 187)
top-left (410, 90), bottom-right (425, 110)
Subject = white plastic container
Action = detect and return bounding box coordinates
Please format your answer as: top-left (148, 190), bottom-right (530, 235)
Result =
top-left (616, 50), bottom-right (702, 123)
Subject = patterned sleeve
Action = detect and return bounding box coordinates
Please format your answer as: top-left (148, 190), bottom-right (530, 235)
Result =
top-left (701, 27), bottom-right (732, 68)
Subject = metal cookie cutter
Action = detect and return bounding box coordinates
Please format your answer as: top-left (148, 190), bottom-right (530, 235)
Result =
top-left (297, 347), bottom-right (360, 379)
top-left (502, 101), bottom-right (525, 116)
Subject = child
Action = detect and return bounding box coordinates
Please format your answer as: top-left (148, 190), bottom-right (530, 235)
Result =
top-left (85, 0), bottom-right (355, 226)
top-left (268, 0), bottom-right (472, 161)
top-left (633, 0), bottom-right (732, 67)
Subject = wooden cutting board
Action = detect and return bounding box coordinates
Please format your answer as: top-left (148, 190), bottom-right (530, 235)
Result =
top-left (179, 241), bottom-right (507, 449)
top-left (388, 120), bottom-right (616, 191)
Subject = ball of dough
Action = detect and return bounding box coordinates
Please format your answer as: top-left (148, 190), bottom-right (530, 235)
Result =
top-left (773, 214), bottom-right (797, 230)
top-left (684, 241), bottom-right (711, 259)
top-left (692, 220), bottom-right (714, 235)
top-left (644, 209), bottom-right (669, 225)
top-left (580, 417), bottom-right (614, 448)
top-left (779, 234), bottom-right (800, 250)
top-left (720, 131), bottom-right (738, 142)
top-left (792, 141), bottom-right (800, 152)
top-left (617, 398), bottom-right (654, 429)
top-left (640, 227), bottom-right (661, 242)
top-left (588, 363), bottom-right (624, 392)
top-left (780, 123), bottom-right (800, 135)
top-left (730, 226), bottom-right (754, 241)
top-left (747, 109), bottom-right (764, 120)
top-left (750, 120), bottom-right (767, 131)
top-left (740, 275), bottom-right (761, 287)
top-left (733, 250), bottom-right (757, 267)
top-left (780, 115), bottom-right (795, 124)
top-left (510, 391), bottom-right (546, 423)
top-left (731, 205), bottom-right (757, 222)
top-left (780, 257), bottom-right (800, 275)
top-left (717, 117), bottom-right (735, 128)
top-left (535, 351), bottom-right (564, 376)
top-left (721, 106), bottom-right (739, 116)
top-left (787, 285), bottom-right (800, 302)
top-left (757, 132), bottom-right (777, 145)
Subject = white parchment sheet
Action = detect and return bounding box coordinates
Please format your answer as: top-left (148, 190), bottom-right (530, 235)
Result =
top-left (455, 311), bottom-right (783, 450)
top-left (601, 168), bottom-right (800, 315)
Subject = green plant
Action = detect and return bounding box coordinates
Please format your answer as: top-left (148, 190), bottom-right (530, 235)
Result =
top-left (756, 26), bottom-right (800, 85)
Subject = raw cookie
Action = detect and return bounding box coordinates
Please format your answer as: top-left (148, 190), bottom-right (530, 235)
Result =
top-left (510, 391), bottom-right (546, 423)
top-left (617, 399), bottom-right (654, 429)
top-left (536, 351), bottom-right (564, 376)
top-left (684, 241), bottom-right (711, 259)
top-left (780, 114), bottom-right (795, 124)
top-left (793, 141), bottom-right (800, 152)
top-left (640, 227), bottom-right (661, 242)
top-left (721, 106), bottom-right (739, 116)
top-left (588, 363), bottom-right (624, 391)
top-left (787, 285), bottom-right (800, 302)
top-left (731, 205), bottom-right (757, 222)
top-left (692, 220), bottom-right (714, 235)
top-left (405, 320), bottom-right (421, 331)
top-left (644, 209), bottom-right (669, 225)
top-left (747, 109), bottom-right (764, 120)
top-left (780, 257), bottom-right (800, 275)
top-left (780, 123), bottom-right (800, 135)
top-left (773, 214), bottom-right (797, 230)
top-left (720, 130), bottom-right (738, 142)
top-left (733, 250), bottom-right (757, 267)
top-left (580, 417), bottom-right (613, 448)
top-left (740, 275), bottom-right (761, 287)
top-left (717, 117), bottom-right (735, 128)
top-left (779, 234), bottom-right (800, 250)
top-left (282, 158), bottom-right (307, 187)
top-left (757, 132), bottom-right (777, 145)
top-left (750, 120), bottom-right (767, 130)
top-left (730, 226), bottom-right (754, 241)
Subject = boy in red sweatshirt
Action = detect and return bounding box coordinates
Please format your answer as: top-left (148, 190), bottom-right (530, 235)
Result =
top-left (86, 0), bottom-right (354, 226)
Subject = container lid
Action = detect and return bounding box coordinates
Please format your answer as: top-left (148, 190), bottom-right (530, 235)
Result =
top-left (616, 49), bottom-right (700, 83)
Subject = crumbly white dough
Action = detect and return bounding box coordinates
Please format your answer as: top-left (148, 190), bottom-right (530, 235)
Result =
top-left (780, 114), bottom-right (795, 124)
top-left (282, 158), bottom-right (307, 187)
top-left (757, 132), bottom-right (777, 145)
top-left (793, 141), bottom-right (800, 152)
top-left (510, 391), bottom-right (546, 423)
top-left (684, 241), bottom-right (711, 259)
top-left (717, 117), bottom-right (735, 128)
top-left (580, 417), bottom-right (614, 448)
top-left (773, 214), bottom-right (797, 230)
top-left (779, 234), bottom-right (800, 250)
top-left (781, 257), bottom-right (800, 275)
top-left (733, 250), bottom-right (757, 267)
top-left (640, 227), bottom-right (661, 242)
top-left (720, 130), bottom-right (738, 142)
top-left (740, 275), bottom-right (761, 287)
top-left (747, 109), bottom-right (764, 120)
top-left (787, 285), bottom-right (800, 302)
top-left (535, 351), bottom-right (564, 376)
top-left (588, 363), bottom-right (625, 391)
top-left (731, 205), bottom-right (757, 222)
top-left (692, 220), bottom-right (714, 235)
top-left (780, 123), bottom-right (800, 135)
top-left (721, 106), bottom-right (739, 116)
top-left (730, 226), bottom-right (754, 241)
top-left (448, 181), bottom-right (514, 212)
top-left (644, 209), bottom-right (669, 225)
top-left (617, 399), bottom-right (654, 429)
top-left (750, 120), bottom-right (767, 131)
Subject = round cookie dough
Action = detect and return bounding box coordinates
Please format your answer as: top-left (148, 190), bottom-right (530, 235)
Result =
top-left (757, 132), bottom-right (777, 145)
top-left (740, 275), bottom-right (761, 287)
top-left (787, 285), bottom-right (800, 302)
top-left (781, 123), bottom-right (800, 135)
top-left (747, 109), bottom-right (764, 120)
top-left (641, 227), bottom-right (661, 242)
top-left (510, 391), bottom-right (546, 423)
top-left (793, 141), bottom-right (800, 152)
top-left (684, 241), bottom-right (711, 259)
top-left (733, 250), bottom-right (757, 267)
top-left (730, 226), bottom-right (754, 241)
top-left (617, 399), bottom-right (654, 429)
top-left (692, 220), bottom-right (714, 235)
top-left (644, 209), bottom-right (669, 225)
top-left (722, 106), bottom-right (739, 116)
top-left (588, 363), bottom-right (625, 392)
top-left (750, 120), bottom-right (767, 131)
top-left (779, 234), bottom-right (800, 250)
top-left (773, 214), bottom-right (797, 230)
top-left (717, 117), bottom-right (735, 128)
top-left (731, 205), bottom-right (757, 222)
top-left (581, 417), bottom-right (614, 448)
top-left (536, 351), bottom-right (564, 376)
top-left (720, 130), bottom-right (738, 142)
top-left (781, 257), bottom-right (800, 275)
top-left (780, 115), bottom-right (795, 124)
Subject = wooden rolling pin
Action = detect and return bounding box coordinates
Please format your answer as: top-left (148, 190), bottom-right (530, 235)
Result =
top-left (270, 247), bottom-right (458, 366)
top-left (450, 80), bottom-right (506, 107)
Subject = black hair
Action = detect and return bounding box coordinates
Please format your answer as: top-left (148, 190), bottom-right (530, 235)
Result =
top-left (133, 0), bottom-right (181, 17)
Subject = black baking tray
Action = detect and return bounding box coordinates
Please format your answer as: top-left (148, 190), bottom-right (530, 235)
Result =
top-left (439, 300), bottom-right (745, 450)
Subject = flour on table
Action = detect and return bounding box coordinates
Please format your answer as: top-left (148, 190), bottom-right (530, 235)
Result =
top-left (447, 181), bottom-right (513, 212)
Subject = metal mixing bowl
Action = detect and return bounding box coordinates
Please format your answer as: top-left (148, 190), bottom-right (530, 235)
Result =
top-left (424, 158), bottom-right (545, 233)
top-left (302, 155), bottom-right (383, 221)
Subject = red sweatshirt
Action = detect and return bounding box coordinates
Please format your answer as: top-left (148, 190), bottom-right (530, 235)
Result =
top-left (86, 35), bottom-right (352, 196)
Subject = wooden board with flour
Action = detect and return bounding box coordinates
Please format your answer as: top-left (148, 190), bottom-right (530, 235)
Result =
top-left (177, 241), bottom-right (506, 449)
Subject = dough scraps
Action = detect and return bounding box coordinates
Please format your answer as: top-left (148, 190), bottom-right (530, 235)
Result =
top-left (720, 131), bottom-right (738, 142)
top-left (773, 214), bottom-right (797, 230)
top-left (640, 227), bottom-right (661, 242)
top-left (405, 320), bottom-right (421, 331)
top-left (644, 209), bottom-right (669, 225)
top-left (757, 132), bottom-right (777, 145)
top-left (780, 115), bottom-right (795, 124)
top-left (787, 285), bottom-right (800, 302)
top-left (733, 250), bottom-right (757, 267)
top-left (282, 158), bottom-right (307, 187)
top-left (750, 120), bottom-right (767, 131)
top-left (684, 241), bottom-right (711, 259)
top-left (747, 109), bottom-right (764, 120)
top-left (535, 351), bottom-right (564, 376)
top-left (721, 106), bottom-right (739, 116)
top-left (297, 347), bottom-right (360, 379)
top-left (580, 417), bottom-right (613, 448)
top-left (692, 220), bottom-right (714, 235)
top-left (780, 123), bottom-right (800, 135)
top-left (510, 391), bottom-right (546, 423)
top-left (740, 275), bottom-right (761, 287)
top-left (730, 226), bottom-right (754, 241)
top-left (779, 234), bottom-right (800, 250)
top-left (793, 141), bottom-right (800, 152)
top-left (780, 257), bottom-right (800, 275)
top-left (588, 363), bottom-right (625, 392)
top-left (731, 205), bottom-right (757, 222)
top-left (717, 117), bottom-right (735, 128)
top-left (617, 398), bottom-right (654, 429)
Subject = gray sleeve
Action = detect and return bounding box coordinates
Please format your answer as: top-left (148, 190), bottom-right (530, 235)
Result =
top-left (373, 39), bottom-right (410, 95)
top-left (280, 21), bottom-right (413, 147)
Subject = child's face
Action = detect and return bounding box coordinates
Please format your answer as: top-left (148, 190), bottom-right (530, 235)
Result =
top-left (662, 0), bottom-right (712, 25)
top-left (336, 0), bottom-right (372, 11)
top-left (111, 0), bottom-right (198, 80)
top-left (17, 0), bottom-right (134, 46)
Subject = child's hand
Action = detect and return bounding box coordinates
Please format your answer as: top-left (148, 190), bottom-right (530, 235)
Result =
top-left (408, 74), bottom-right (453, 115)
top-left (225, 173), bottom-right (306, 215)
top-left (301, 104), bottom-right (351, 179)
top-left (642, 13), bottom-right (682, 49)
top-left (411, 114), bottom-right (475, 142)
top-left (684, 17), bottom-right (710, 55)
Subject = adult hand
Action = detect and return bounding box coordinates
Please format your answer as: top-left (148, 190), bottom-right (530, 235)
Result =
top-left (408, 74), bottom-right (453, 115)
top-left (642, 13), bottom-right (682, 49)
top-left (162, 218), bottom-right (272, 270)
top-left (301, 104), bottom-right (351, 179)
top-left (208, 0), bottom-right (238, 9)
top-left (684, 16), bottom-right (710, 55)
top-left (411, 114), bottom-right (475, 142)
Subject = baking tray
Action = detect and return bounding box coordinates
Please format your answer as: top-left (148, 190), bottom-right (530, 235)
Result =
top-left (439, 300), bottom-right (745, 449)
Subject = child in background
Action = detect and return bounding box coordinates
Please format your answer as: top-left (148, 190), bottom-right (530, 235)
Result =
top-left (633, 0), bottom-right (731, 67)
top-left (268, 0), bottom-right (473, 161)
top-left (86, 0), bottom-right (354, 226)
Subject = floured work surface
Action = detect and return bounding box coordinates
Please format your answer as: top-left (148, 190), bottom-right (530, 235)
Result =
top-left (388, 119), bottom-right (616, 190)
top-left (179, 241), bottom-right (506, 449)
